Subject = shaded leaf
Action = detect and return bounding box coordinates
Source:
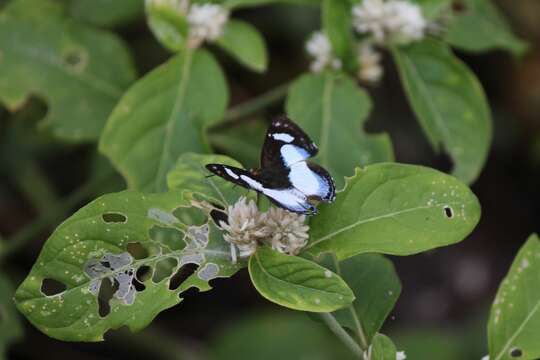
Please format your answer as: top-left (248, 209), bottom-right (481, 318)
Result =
top-left (0, 274), bottom-right (23, 358)
top-left (304, 163), bottom-right (480, 260)
top-left (99, 49), bottom-right (228, 192)
top-left (248, 247), bottom-right (354, 312)
top-left (0, 0), bottom-right (137, 141)
top-left (68, 0), bottom-right (144, 27)
top-left (322, 0), bottom-right (355, 69)
top-left (15, 190), bottom-right (241, 341)
top-left (216, 20), bottom-right (268, 73)
top-left (445, 0), bottom-right (528, 57)
top-left (286, 72), bottom-right (393, 188)
top-left (392, 39), bottom-right (492, 184)
top-left (371, 333), bottom-right (398, 360)
top-left (488, 234), bottom-right (540, 360)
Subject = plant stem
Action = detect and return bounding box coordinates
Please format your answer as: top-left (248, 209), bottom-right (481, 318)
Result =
top-left (221, 82), bottom-right (290, 124)
top-left (320, 312), bottom-right (365, 358)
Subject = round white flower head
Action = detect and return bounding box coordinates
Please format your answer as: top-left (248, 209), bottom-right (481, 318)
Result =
top-left (305, 31), bottom-right (342, 73)
top-left (187, 3), bottom-right (229, 48)
top-left (220, 197), bottom-right (268, 261)
top-left (352, 0), bottom-right (427, 45)
top-left (262, 207), bottom-right (309, 255)
top-left (396, 351), bottom-right (407, 360)
top-left (357, 43), bottom-right (384, 83)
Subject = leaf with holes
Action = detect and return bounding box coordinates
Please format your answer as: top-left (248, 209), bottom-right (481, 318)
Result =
top-left (329, 254), bottom-right (401, 342)
top-left (0, 0), bottom-right (136, 141)
top-left (99, 49), bottom-right (228, 192)
top-left (68, 0), bottom-right (144, 27)
top-left (14, 190), bottom-right (241, 341)
top-left (248, 246), bottom-right (354, 312)
top-left (445, 0), bottom-right (528, 57)
top-left (391, 39), bottom-right (491, 184)
top-left (371, 333), bottom-right (398, 360)
top-left (304, 163), bottom-right (480, 260)
top-left (286, 72), bottom-right (393, 189)
top-left (167, 153), bottom-right (254, 209)
top-left (488, 234), bottom-right (540, 360)
top-left (216, 20), bottom-right (268, 73)
top-left (0, 273), bottom-right (23, 357)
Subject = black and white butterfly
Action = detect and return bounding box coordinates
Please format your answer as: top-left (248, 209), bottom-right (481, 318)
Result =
top-left (206, 116), bottom-right (335, 215)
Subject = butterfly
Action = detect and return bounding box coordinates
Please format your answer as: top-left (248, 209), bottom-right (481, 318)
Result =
top-left (206, 116), bottom-right (335, 215)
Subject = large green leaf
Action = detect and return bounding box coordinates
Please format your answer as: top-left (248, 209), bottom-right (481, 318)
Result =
top-left (0, 274), bottom-right (23, 358)
top-left (371, 333), bottom-right (398, 360)
top-left (248, 247), bottom-right (354, 312)
top-left (445, 0), bottom-right (528, 57)
top-left (488, 234), bottom-right (540, 360)
top-left (167, 153), bottom-right (255, 208)
top-left (304, 163), bottom-right (480, 260)
top-left (332, 254), bottom-right (401, 342)
top-left (0, 0), bottom-right (136, 141)
top-left (14, 190), bottom-right (241, 341)
top-left (99, 49), bottom-right (228, 192)
top-left (68, 0), bottom-right (144, 27)
top-left (216, 20), bottom-right (268, 73)
top-left (392, 39), bottom-right (492, 184)
top-left (286, 72), bottom-right (393, 188)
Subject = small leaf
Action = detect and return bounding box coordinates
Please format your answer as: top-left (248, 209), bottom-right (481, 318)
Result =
top-left (410, 0), bottom-right (452, 19)
top-left (216, 20), bottom-right (268, 73)
top-left (392, 39), bottom-right (492, 184)
top-left (99, 49), bottom-right (228, 192)
top-left (248, 247), bottom-right (355, 312)
top-left (15, 190), bottom-right (241, 341)
top-left (68, 0), bottom-right (144, 27)
top-left (286, 72), bottom-right (393, 188)
top-left (332, 254), bottom-right (401, 342)
top-left (304, 163), bottom-right (480, 260)
top-left (445, 0), bottom-right (528, 57)
top-left (0, 0), bottom-right (137, 141)
top-left (488, 234), bottom-right (540, 360)
top-left (322, 0), bottom-right (355, 69)
top-left (371, 333), bottom-right (398, 360)
top-left (224, 0), bottom-right (320, 9)
top-left (0, 274), bottom-right (23, 357)
top-left (167, 152), bottom-right (255, 208)
top-left (145, 0), bottom-right (189, 52)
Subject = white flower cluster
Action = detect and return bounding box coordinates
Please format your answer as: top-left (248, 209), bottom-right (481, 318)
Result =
top-left (219, 197), bottom-right (309, 262)
top-left (187, 3), bottom-right (229, 48)
top-left (357, 43), bottom-right (383, 83)
top-left (352, 0), bottom-right (427, 44)
top-left (305, 31), bottom-right (342, 73)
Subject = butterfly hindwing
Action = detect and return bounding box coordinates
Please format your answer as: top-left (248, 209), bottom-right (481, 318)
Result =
top-left (288, 162), bottom-right (336, 203)
top-left (261, 116), bottom-right (318, 169)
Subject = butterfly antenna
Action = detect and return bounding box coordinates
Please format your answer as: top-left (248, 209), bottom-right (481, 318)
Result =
top-left (205, 174), bottom-right (216, 179)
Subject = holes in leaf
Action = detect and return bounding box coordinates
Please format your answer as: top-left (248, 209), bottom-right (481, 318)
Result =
top-left (98, 278), bottom-right (118, 317)
top-left (132, 278), bottom-right (146, 292)
top-left (127, 242), bottom-right (149, 260)
top-left (210, 209), bottom-right (228, 228)
top-left (102, 212), bottom-right (127, 223)
top-left (149, 226), bottom-right (185, 251)
top-left (62, 47), bottom-right (88, 72)
top-left (136, 265), bottom-right (152, 283)
top-left (169, 263), bottom-right (199, 291)
top-left (152, 258), bottom-right (178, 283)
top-left (452, 0), bottom-right (468, 13)
top-left (173, 206), bottom-right (207, 226)
top-left (41, 278), bottom-right (66, 296)
top-left (510, 348), bottom-right (523, 358)
top-left (443, 206), bottom-right (454, 219)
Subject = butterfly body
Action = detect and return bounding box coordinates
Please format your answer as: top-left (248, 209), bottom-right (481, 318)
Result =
top-left (206, 116), bottom-right (335, 215)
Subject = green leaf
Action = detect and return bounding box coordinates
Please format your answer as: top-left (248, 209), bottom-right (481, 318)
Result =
top-left (322, 0), bottom-right (354, 68)
top-left (371, 333), bottom-right (398, 360)
top-left (286, 72), bottom-right (393, 188)
top-left (0, 274), bottom-right (23, 357)
top-left (332, 254), bottom-right (401, 342)
top-left (216, 20), bottom-right (268, 73)
top-left (445, 0), bottom-right (528, 57)
top-left (0, 0), bottom-right (137, 142)
top-left (145, 0), bottom-right (189, 52)
top-left (224, 0), bottom-right (320, 9)
top-left (167, 152), bottom-right (255, 208)
top-left (304, 163), bottom-right (480, 260)
top-left (14, 190), bottom-right (241, 341)
top-left (248, 247), bottom-right (355, 312)
top-left (68, 0), bottom-right (144, 27)
top-left (392, 39), bottom-right (492, 184)
top-left (99, 49), bottom-right (228, 192)
top-left (488, 234), bottom-right (540, 360)
top-left (410, 0), bottom-right (451, 19)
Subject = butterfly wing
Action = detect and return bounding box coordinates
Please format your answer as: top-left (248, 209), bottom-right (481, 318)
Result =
top-left (261, 116), bottom-right (319, 169)
top-left (288, 162), bottom-right (336, 203)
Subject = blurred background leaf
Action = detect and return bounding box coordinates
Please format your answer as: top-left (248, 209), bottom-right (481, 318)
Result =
top-left (0, 273), bottom-right (23, 359)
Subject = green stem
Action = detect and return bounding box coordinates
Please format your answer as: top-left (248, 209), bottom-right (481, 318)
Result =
top-left (220, 82), bottom-right (290, 124)
top-left (320, 312), bottom-right (364, 358)
top-left (0, 170), bottom-right (116, 262)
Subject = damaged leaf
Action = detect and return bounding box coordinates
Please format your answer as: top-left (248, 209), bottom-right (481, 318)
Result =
top-left (14, 190), bottom-right (241, 341)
